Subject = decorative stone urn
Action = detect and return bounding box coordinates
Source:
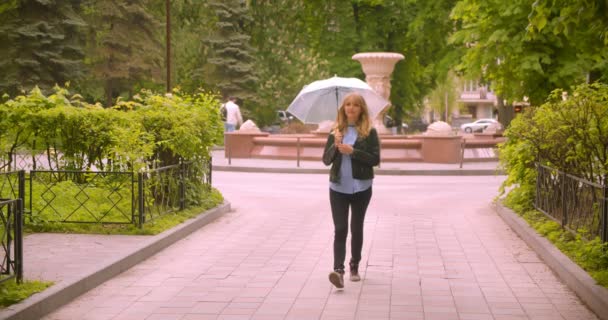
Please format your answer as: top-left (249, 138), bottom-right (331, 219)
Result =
top-left (352, 52), bottom-right (404, 134)
top-left (421, 121), bottom-right (462, 163)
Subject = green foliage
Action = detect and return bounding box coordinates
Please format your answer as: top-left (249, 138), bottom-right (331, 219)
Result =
top-left (165, 0), bottom-right (218, 93)
top-left (247, 0), bottom-right (458, 127)
top-left (450, 0), bottom-right (601, 107)
top-left (130, 89), bottom-right (224, 166)
top-left (500, 82), bottom-right (608, 288)
top-left (80, 0), bottom-right (163, 106)
top-left (0, 0), bottom-right (86, 96)
top-left (249, 1), bottom-right (331, 125)
top-left (528, 0), bottom-right (608, 82)
top-left (0, 279), bottom-right (52, 308)
top-left (499, 82), bottom-right (608, 204)
top-left (204, 0), bottom-right (259, 109)
top-left (0, 86), bottom-right (223, 171)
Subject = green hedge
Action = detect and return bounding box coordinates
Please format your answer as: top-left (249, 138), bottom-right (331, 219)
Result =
top-left (499, 82), bottom-right (608, 287)
top-left (0, 86), bottom-right (223, 172)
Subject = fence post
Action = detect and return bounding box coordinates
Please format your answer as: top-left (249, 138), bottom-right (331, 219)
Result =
top-left (208, 157), bottom-right (213, 186)
top-left (561, 170), bottom-right (567, 228)
top-left (296, 137), bottom-right (301, 168)
top-left (179, 160), bottom-right (185, 211)
top-left (602, 174), bottom-right (608, 243)
top-left (15, 199), bottom-right (23, 283)
top-left (459, 139), bottom-right (466, 169)
top-left (18, 170), bottom-right (25, 225)
top-left (535, 163), bottom-right (540, 210)
top-left (138, 172), bottom-right (144, 228)
top-left (227, 137), bottom-right (232, 165)
top-left (18, 170), bottom-right (25, 205)
top-left (29, 171), bottom-right (34, 223)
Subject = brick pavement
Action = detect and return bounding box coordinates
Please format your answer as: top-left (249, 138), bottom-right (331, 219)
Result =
top-left (25, 234), bottom-right (151, 283)
top-left (41, 172), bottom-right (598, 320)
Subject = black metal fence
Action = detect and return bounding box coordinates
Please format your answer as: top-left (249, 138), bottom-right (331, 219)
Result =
top-left (1, 152), bottom-right (57, 172)
top-left (137, 160), bottom-right (211, 227)
top-left (0, 170), bottom-right (25, 201)
top-left (25, 160), bottom-right (212, 227)
top-left (535, 163), bottom-right (608, 242)
top-left (0, 198), bottom-right (23, 284)
top-left (29, 170), bottom-right (135, 225)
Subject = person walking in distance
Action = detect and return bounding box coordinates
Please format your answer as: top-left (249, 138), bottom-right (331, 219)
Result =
top-left (322, 92), bottom-right (380, 289)
top-left (222, 96), bottom-right (243, 132)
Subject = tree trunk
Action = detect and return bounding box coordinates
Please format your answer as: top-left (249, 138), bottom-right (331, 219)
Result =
top-left (496, 95), bottom-right (514, 128)
top-left (105, 79), bottom-right (113, 108)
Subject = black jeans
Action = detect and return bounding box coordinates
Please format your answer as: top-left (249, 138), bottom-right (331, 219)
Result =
top-left (329, 187), bottom-right (372, 271)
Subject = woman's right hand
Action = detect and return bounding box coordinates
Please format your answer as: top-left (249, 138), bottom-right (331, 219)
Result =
top-left (334, 130), bottom-right (343, 145)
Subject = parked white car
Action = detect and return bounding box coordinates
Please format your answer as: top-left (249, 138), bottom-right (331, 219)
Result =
top-left (460, 118), bottom-right (498, 133)
top-left (276, 110), bottom-right (294, 124)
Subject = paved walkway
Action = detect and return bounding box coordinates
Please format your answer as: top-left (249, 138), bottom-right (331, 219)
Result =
top-left (25, 234), bottom-right (150, 284)
top-left (41, 172), bottom-right (598, 320)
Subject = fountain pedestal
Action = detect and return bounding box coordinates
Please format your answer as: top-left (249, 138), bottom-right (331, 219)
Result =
top-left (352, 52), bottom-right (404, 134)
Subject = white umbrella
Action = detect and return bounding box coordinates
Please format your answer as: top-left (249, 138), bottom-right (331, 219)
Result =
top-left (286, 76), bottom-right (390, 124)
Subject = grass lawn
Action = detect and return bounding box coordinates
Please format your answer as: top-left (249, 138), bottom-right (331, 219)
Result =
top-left (0, 278), bottom-right (53, 308)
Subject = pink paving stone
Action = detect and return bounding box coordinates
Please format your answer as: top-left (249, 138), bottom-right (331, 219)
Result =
top-left (424, 312), bottom-right (460, 320)
top-left (458, 314), bottom-right (495, 320)
top-left (144, 314), bottom-right (185, 320)
top-left (38, 173), bottom-right (601, 320)
top-left (453, 296), bottom-right (491, 313)
top-left (390, 304), bottom-right (423, 312)
top-left (190, 302), bottom-right (229, 314)
top-left (112, 314), bottom-right (151, 320)
top-left (285, 309), bottom-right (323, 319)
top-left (390, 294), bottom-right (422, 306)
top-left (390, 311), bottom-right (424, 319)
top-left (220, 307), bottom-right (257, 315)
top-left (181, 315), bottom-right (218, 320)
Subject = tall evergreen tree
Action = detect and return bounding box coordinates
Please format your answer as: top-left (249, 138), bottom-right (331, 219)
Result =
top-left (204, 0), bottom-right (258, 107)
top-left (0, 0), bottom-right (85, 96)
top-left (168, 0), bottom-right (216, 93)
top-left (250, 0), bottom-right (330, 125)
top-left (81, 0), bottom-right (163, 106)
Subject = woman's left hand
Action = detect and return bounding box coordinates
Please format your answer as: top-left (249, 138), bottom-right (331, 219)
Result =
top-left (337, 144), bottom-right (354, 155)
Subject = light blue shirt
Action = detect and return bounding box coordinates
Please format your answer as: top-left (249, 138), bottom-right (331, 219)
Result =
top-left (330, 126), bottom-right (373, 194)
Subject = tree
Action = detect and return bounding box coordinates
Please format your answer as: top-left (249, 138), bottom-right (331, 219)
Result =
top-left (528, 0), bottom-right (608, 82)
top-left (249, 0), bottom-right (331, 125)
top-left (450, 0), bottom-right (590, 109)
top-left (80, 0), bottom-right (163, 107)
top-left (165, 0), bottom-right (217, 93)
top-left (426, 71), bottom-right (460, 122)
top-left (204, 0), bottom-right (259, 108)
top-left (0, 0), bottom-right (86, 96)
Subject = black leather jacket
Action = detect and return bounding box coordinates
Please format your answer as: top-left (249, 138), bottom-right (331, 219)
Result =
top-left (322, 128), bottom-right (380, 183)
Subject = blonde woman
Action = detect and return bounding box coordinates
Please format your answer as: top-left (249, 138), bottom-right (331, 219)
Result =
top-left (322, 92), bottom-right (380, 289)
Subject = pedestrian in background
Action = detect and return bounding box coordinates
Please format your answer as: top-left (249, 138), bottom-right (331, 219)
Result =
top-left (322, 92), bottom-right (380, 289)
top-left (221, 96), bottom-right (243, 132)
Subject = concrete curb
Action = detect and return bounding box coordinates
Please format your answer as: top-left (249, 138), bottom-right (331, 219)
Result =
top-left (213, 165), bottom-right (504, 176)
top-left (0, 202), bottom-right (231, 320)
top-left (494, 203), bottom-right (608, 320)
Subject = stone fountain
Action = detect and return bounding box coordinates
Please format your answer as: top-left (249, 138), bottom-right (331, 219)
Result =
top-left (223, 52), bottom-right (503, 163)
top-left (352, 52), bottom-right (404, 134)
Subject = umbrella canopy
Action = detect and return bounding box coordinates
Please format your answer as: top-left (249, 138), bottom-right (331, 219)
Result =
top-left (286, 76), bottom-right (390, 124)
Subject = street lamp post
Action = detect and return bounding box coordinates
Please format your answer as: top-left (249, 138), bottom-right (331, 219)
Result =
top-left (166, 0), bottom-right (171, 93)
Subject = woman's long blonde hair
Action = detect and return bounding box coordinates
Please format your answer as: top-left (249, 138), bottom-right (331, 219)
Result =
top-left (333, 92), bottom-right (372, 138)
